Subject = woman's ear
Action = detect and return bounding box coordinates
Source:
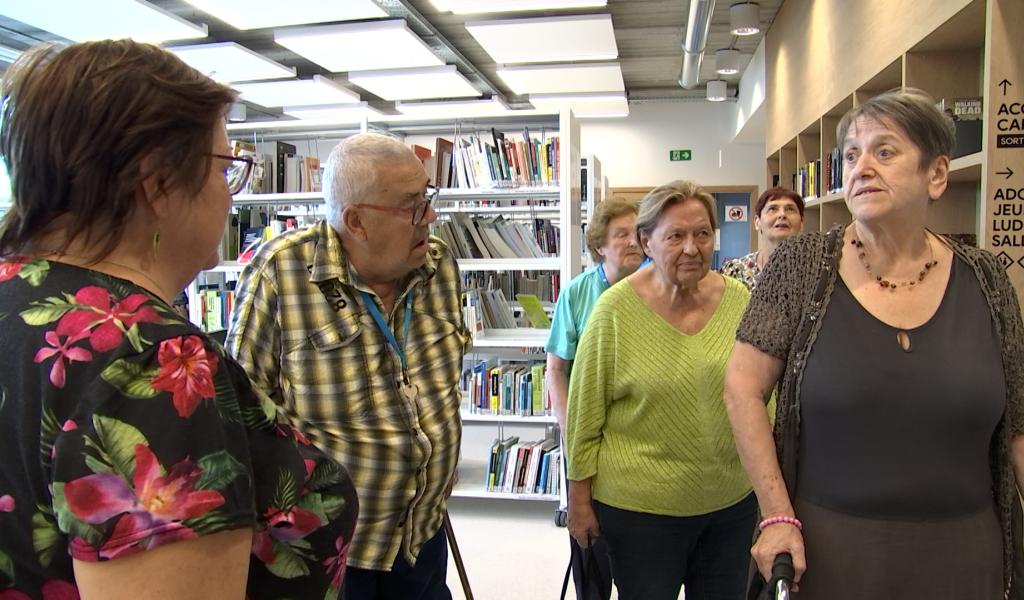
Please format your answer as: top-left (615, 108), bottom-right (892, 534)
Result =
top-left (927, 155), bottom-right (950, 201)
top-left (137, 153), bottom-right (173, 220)
top-left (639, 232), bottom-right (651, 257)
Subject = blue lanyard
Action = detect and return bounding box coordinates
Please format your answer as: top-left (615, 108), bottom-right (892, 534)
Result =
top-left (597, 263), bottom-right (609, 288)
top-left (361, 289), bottom-right (414, 380)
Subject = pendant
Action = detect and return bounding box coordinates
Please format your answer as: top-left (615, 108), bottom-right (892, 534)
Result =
top-left (896, 330), bottom-right (912, 353)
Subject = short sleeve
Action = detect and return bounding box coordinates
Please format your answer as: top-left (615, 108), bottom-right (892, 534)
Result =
top-left (735, 237), bottom-right (811, 360)
top-left (49, 334), bottom-right (260, 562)
top-left (227, 261), bottom-right (284, 405)
top-left (546, 288), bottom-right (579, 360)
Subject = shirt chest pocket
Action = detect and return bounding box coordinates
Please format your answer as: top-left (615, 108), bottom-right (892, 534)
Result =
top-left (283, 314), bottom-right (403, 425)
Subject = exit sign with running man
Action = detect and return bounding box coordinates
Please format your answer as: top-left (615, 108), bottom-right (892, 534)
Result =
top-left (669, 149), bottom-right (692, 161)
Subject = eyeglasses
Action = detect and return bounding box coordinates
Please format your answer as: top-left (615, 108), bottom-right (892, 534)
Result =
top-left (350, 185), bottom-right (439, 226)
top-left (211, 153), bottom-right (255, 195)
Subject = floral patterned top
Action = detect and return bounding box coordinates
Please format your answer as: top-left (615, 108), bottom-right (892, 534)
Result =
top-left (0, 257), bottom-right (358, 600)
top-left (719, 251), bottom-right (760, 290)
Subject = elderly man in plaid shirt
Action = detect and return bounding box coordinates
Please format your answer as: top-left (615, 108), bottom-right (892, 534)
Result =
top-left (227, 133), bottom-right (471, 599)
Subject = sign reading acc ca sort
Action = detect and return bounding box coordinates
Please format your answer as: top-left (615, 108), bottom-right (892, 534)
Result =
top-left (669, 149), bottom-right (692, 161)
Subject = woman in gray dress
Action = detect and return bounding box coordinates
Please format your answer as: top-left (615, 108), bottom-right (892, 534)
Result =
top-left (723, 87), bottom-right (1024, 599)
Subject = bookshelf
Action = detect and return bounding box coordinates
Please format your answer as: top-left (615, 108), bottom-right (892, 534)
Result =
top-left (765, 0), bottom-right (990, 248)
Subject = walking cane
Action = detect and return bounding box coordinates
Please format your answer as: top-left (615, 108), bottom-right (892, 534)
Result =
top-left (444, 511), bottom-right (474, 600)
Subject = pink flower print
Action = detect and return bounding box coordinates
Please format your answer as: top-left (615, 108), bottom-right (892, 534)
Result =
top-left (0, 257), bottom-right (26, 282)
top-left (322, 534), bottom-right (350, 590)
top-left (34, 320), bottom-right (92, 388)
top-left (63, 444), bottom-right (224, 560)
top-left (40, 580), bottom-right (80, 600)
top-left (150, 336), bottom-right (219, 418)
top-left (0, 589), bottom-right (32, 600)
top-left (57, 286), bottom-right (160, 353)
top-left (0, 494), bottom-right (14, 512)
top-left (251, 528), bottom-right (275, 565)
top-left (62, 420), bottom-right (78, 432)
top-left (264, 505), bottom-right (321, 542)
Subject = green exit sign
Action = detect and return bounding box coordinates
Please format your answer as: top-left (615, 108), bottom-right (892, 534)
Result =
top-left (670, 149), bottom-right (692, 161)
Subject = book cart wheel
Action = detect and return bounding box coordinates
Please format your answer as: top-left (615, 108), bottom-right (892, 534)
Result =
top-left (554, 508), bottom-right (567, 527)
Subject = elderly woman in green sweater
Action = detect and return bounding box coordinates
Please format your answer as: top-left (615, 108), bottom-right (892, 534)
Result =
top-left (566, 180), bottom-right (757, 600)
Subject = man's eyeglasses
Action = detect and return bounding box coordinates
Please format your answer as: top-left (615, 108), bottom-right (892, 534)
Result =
top-left (350, 185), bottom-right (439, 226)
top-left (211, 153), bottom-right (255, 195)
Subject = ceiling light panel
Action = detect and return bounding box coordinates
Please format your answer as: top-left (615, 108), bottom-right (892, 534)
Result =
top-left (348, 66), bottom-right (479, 101)
top-left (168, 42), bottom-right (295, 82)
top-left (529, 92), bottom-right (628, 118)
top-left (496, 62), bottom-right (624, 95)
top-left (233, 75), bottom-right (360, 108)
top-left (282, 103), bottom-right (383, 121)
top-left (0, 0), bottom-right (207, 43)
top-left (395, 97), bottom-right (510, 118)
top-left (465, 14), bottom-right (617, 64)
top-left (181, 0), bottom-right (386, 30)
top-left (274, 20), bottom-right (444, 73)
top-left (432, 0), bottom-right (607, 13)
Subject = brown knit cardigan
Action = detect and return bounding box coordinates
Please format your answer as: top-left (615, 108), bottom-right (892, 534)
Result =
top-left (736, 223), bottom-right (1024, 599)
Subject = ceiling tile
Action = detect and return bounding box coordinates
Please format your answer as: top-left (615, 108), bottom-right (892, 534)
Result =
top-left (496, 62), bottom-right (624, 94)
top-left (274, 20), bottom-right (444, 73)
top-left (348, 66), bottom-right (480, 101)
top-left (0, 0), bottom-right (206, 43)
top-left (465, 14), bottom-right (617, 63)
top-left (181, 0), bottom-right (386, 30)
top-left (233, 75), bottom-right (360, 108)
top-left (168, 42), bottom-right (295, 83)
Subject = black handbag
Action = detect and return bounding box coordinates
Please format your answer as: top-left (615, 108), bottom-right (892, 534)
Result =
top-left (560, 537), bottom-right (611, 600)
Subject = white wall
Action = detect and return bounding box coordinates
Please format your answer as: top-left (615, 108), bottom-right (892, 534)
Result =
top-left (578, 101), bottom-right (765, 189)
top-left (733, 39), bottom-right (767, 146)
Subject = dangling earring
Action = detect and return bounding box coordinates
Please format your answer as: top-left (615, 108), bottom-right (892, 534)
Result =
top-left (151, 231), bottom-right (161, 260)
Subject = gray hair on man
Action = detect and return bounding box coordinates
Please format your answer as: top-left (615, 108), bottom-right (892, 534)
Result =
top-left (324, 132), bottom-right (415, 228)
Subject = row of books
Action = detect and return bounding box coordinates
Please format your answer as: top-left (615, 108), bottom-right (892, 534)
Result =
top-left (417, 130), bottom-right (559, 189)
top-left (464, 361), bottom-right (549, 416)
top-left (435, 214), bottom-right (558, 259)
top-left (464, 288), bottom-right (552, 332)
top-left (220, 209), bottom-right (315, 263)
top-left (196, 286), bottom-right (235, 332)
top-left (232, 140), bottom-right (322, 194)
top-left (794, 147), bottom-right (844, 200)
top-left (485, 436), bottom-right (561, 496)
top-left (461, 271), bottom-right (560, 305)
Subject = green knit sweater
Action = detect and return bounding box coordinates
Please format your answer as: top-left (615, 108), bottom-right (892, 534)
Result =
top-left (566, 275), bottom-right (753, 517)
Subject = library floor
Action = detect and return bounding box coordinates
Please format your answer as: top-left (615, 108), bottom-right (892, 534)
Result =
top-left (444, 498), bottom-right (686, 600)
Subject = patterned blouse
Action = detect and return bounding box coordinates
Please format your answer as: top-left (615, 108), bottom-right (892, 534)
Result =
top-left (719, 251), bottom-right (760, 290)
top-left (0, 257), bottom-right (358, 599)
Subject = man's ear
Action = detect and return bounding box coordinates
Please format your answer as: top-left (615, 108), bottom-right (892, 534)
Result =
top-left (342, 206), bottom-right (368, 241)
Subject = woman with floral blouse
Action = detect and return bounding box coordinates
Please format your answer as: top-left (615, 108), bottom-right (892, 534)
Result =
top-left (0, 40), bottom-right (357, 599)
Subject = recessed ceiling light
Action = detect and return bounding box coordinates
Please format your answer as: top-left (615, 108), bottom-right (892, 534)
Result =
top-left (730, 2), bottom-right (761, 36)
top-left (282, 103), bottom-right (383, 121)
top-left (528, 92), bottom-right (628, 118)
top-left (274, 20), bottom-right (444, 73)
top-left (465, 14), bottom-right (617, 64)
top-left (0, 0), bottom-right (207, 42)
top-left (180, 0), bottom-right (386, 30)
top-left (167, 42), bottom-right (295, 83)
top-left (233, 75), bottom-right (360, 108)
top-left (348, 66), bottom-right (480, 101)
top-left (432, 0), bottom-right (607, 13)
top-left (395, 97), bottom-right (511, 118)
top-left (496, 62), bottom-right (624, 95)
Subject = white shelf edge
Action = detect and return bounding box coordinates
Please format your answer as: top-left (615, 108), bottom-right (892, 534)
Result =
top-left (457, 258), bottom-right (560, 271)
top-left (460, 411), bottom-right (556, 424)
top-left (450, 489), bottom-right (560, 502)
top-left (471, 328), bottom-right (549, 348)
top-left (204, 261), bottom-right (247, 273)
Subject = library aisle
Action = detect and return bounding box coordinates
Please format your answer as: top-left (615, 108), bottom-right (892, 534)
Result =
top-left (444, 499), bottom-right (686, 600)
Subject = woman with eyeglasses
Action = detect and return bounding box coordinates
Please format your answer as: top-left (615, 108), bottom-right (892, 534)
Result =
top-left (0, 40), bottom-right (357, 599)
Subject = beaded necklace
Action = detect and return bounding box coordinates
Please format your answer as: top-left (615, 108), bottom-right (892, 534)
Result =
top-left (850, 235), bottom-right (938, 290)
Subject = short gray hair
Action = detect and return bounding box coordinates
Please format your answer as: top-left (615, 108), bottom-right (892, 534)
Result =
top-left (636, 180), bottom-right (717, 245)
top-left (324, 132), bottom-right (415, 227)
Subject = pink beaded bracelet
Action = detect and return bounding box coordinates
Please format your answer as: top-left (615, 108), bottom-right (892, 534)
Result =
top-left (758, 515), bottom-right (803, 531)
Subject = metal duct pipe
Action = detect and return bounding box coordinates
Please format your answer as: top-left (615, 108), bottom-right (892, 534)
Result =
top-left (678, 0), bottom-right (717, 89)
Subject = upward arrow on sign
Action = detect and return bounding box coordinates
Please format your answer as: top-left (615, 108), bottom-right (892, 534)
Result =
top-left (999, 79), bottom-right (1012, 95)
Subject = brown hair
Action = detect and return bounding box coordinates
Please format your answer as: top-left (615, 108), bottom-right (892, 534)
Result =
top-left (0, 39), bottom-right (237, 260)
top-left (585, 195), bottom-right (640, 263)
top-left (836, 87), bottom-right (955, 171)
top-left (636, 180), bottom-right (717, 245)
top-left (755, 186), bottom-right (804, 219)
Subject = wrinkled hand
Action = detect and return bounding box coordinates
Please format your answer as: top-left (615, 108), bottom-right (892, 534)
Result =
top-left (567, 502), bottom-right (600, 548)
top-left (752, 523), bottom-right (805, 588)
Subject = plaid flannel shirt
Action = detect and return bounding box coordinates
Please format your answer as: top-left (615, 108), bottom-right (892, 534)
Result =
top-left (226, 220), bottom-right (471, 570)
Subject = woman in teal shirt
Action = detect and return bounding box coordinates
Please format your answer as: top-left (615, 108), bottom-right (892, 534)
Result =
top-left (566, 180), bottom-right (756, 600)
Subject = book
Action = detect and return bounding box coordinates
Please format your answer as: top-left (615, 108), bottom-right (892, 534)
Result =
top-left (516, 294), bottom-right (551, 328)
